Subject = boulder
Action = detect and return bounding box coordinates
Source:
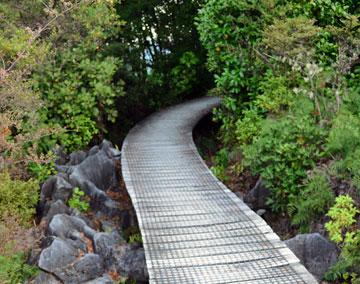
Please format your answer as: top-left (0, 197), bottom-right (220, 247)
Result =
top-left (115, 245), bottom-right (148, 283)
top-left (243, 178), bottom-right (271, 210)
top-left (43, 200), bottom-right (70, 223)
top-left (48, 214), bottom-right (96, 240)
top-left (33, 272), bottom-right (61, 284)
top-left (69, 150), bottom-right (117, 192)
top-left (56, 254), bottom-right (105, 283)
top-left (285, 233), bottom-right (339, 280)
top-left (38, 238), bottom-right (78, 273)
top-left (84, 274), bottom-right (114, 284)
top-left (68, 150), bottom-right (88, 165)
top-left (40, 174), bottom-right (73, 204)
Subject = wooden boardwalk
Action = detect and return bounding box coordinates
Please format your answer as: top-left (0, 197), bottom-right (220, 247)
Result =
top-left (121, 97), bottom-right (317, 284)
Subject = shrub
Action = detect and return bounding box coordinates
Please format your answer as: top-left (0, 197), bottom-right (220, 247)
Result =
top-left (68, 187), bottom-right (90, 213)
top-left (0, 172), bottom-right (39, 225)
top-left (211, 148), bottom-right (229, 182)
top-left (325, 195), bottom-right (360, 282)
top-left (292, 172), bottom-right (335, 232)
top-left (0, 253), bottom-right (39, 284)
top-left (34, 47), bottom-right (124, 151)
top-left (128, 233), bottom-right (142, 245)
top-left (243, 114), bottom-right (326, 212)
top-left (235, 108), bottom-right (263, 145)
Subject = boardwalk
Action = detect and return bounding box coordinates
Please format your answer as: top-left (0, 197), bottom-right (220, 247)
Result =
top-left (121, 97), bottom-right (317, 284)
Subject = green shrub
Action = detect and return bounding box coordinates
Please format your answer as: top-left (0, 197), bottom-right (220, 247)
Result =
top-left (34, 47), bottom-right (124, 151)
top-left (235, 108), bottom-right (263, 145)
top-left (128, 233), bottom-right (142, 245)
top-left (325, 195), bottom-right (360, 282)
top-left (292, 172), bottom-right (335, 232)
top-left (255, 72), bottom-right (295, 114)
top-left (211, 148), bottom-right (229, 182)
top-left (0, 172), bottom-right (39, 225)
top-left (27, 161), bottom-right (56, 183)
top-left (68, 188), bottom-right (90, 213)
top-left (243, 114), bottom-right (326, 212)
top-left (0, 253), bottom-right (39, 284)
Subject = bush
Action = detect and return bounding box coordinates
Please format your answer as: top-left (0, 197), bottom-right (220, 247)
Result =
top-left (0, 253), bottom-right (39, 284)
top-left (34, 47), bottom-right (124, 151)
top-left (292, 172), bottom-right (335, 232)
top-left (211, 148), bottom-right (229, 182)
top-left (243, 114), bottom-right (326, 212)
top-left (325, 195), bottom-right (360, 282)
top-left (0, 172), bottom-right (39, 225)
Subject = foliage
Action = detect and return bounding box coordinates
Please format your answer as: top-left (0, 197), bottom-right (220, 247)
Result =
top-left (0, 172), bottom-right (39, 225)
top-left (115, 0), bottom-right (212, 114)
top-left (34, 48), bottom-right (124, 151)
top-left (292, 172), bottom-right (335, 232)
top-left (243, 114), bottom-right (326, 212)
top-left (33, 1), bottom-right (125, 152)
top-left (68, 187), bottom-right (90, 213)
top-left (325, 195), bottom-right (360, 281)
top-left (211, 148), bottom-right (229, 182)
top-left (235, 108), bottom-right (263, 145)
top-left (128, 233), bottom-right (142, 245)
top-left (27, 161), bottom-right (56, 183)
top-left (0, 253), bottom-right (39, 284)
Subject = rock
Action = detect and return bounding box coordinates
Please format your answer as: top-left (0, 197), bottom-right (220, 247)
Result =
top-left (115, 245), bottom-right (148, 283)
top-left (93, 232), bottom-right (126, 268)
top-left (69, 150), bottom-right (117, 192)
top-left (68, 150), bottom-right (88, 165)
top-left (243, 178), bottom-right (271, 210)
top-left (48, 214), bottom-right (97, 240)
top-left (38, 238), bottom-right (78, 273)
top-left (256, 209), bottom-right (266, 216)
top-left (93, 233), bottom-right (118, 267)
top-left (54, 146), bottom-right (68, 165)
top-left (285, 233), bottom-right (339, 280)
top-left (84, 274), bottom-right (114, 284)
top-left (56, 254), bottom-right (105, 283)
top-left (33, 272), bottom-right (61, 284)
top-left (89, 145), bottom-right (100, 156)
top-left (43, 200), bottom-right (70, 223)
top-left (40, 175), bottom-right (73, 204)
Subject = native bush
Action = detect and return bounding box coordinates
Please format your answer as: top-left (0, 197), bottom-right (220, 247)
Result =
top-left (243, 114), bottom-right (326, 212)
top-left (325, 195), bottom-right (360, 282)
top-left (0, 253), bottom-right (39, 284)
top-left (0, 172), bottom-right (39, 225)
top-left (292, 172), bottom-right (335, 232)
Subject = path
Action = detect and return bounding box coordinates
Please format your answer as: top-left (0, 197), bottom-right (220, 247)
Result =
top-left (121, 97), bottom-right (317, 284)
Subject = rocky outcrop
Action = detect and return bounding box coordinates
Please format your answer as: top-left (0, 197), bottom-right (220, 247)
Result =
top-left (33, 141), bottom-right (148, 284)
top-left (243, 178), bottom-right (271, 210)
top-left (285, 233), bottom-right (339, 281)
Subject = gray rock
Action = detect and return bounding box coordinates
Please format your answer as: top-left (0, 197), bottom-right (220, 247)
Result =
top-left (115, 245), bottom-right (148, 282)
top-left (33, 272), bottom-right (61, 284)
top-left (256, 209), bottom-right (266, 216)
top-left (84, 274), bottom-right (114, 284)
top-left (38, 238), bottom-right (78, 273)
top-left (56, 254), bottom-right (105, 283)
top-left (68, 150), bottom-right (88, 165)
top-left (89, 145), bottom-right (100, 156)
top-left (69, 150), bottom-right (117, 192)
top-left (93, 232), bottom-right (124, 268)
top-left (285, 233), bottom-right (339, 280)
top-left (49, 214), bottom-right (97, 240)
top-left (244, 178), bottom-right (271, 210)
top-left (41, 175), bottom-right (73, 203)
top-left (43, 200), bottom-right (70, 223)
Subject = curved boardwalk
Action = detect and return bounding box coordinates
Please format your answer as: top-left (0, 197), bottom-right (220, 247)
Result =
top-left (121, 97), bottom-right (317, 284)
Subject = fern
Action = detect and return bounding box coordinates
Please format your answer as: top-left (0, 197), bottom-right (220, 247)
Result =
top-left (292, 172), bottom-right (335, 232)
